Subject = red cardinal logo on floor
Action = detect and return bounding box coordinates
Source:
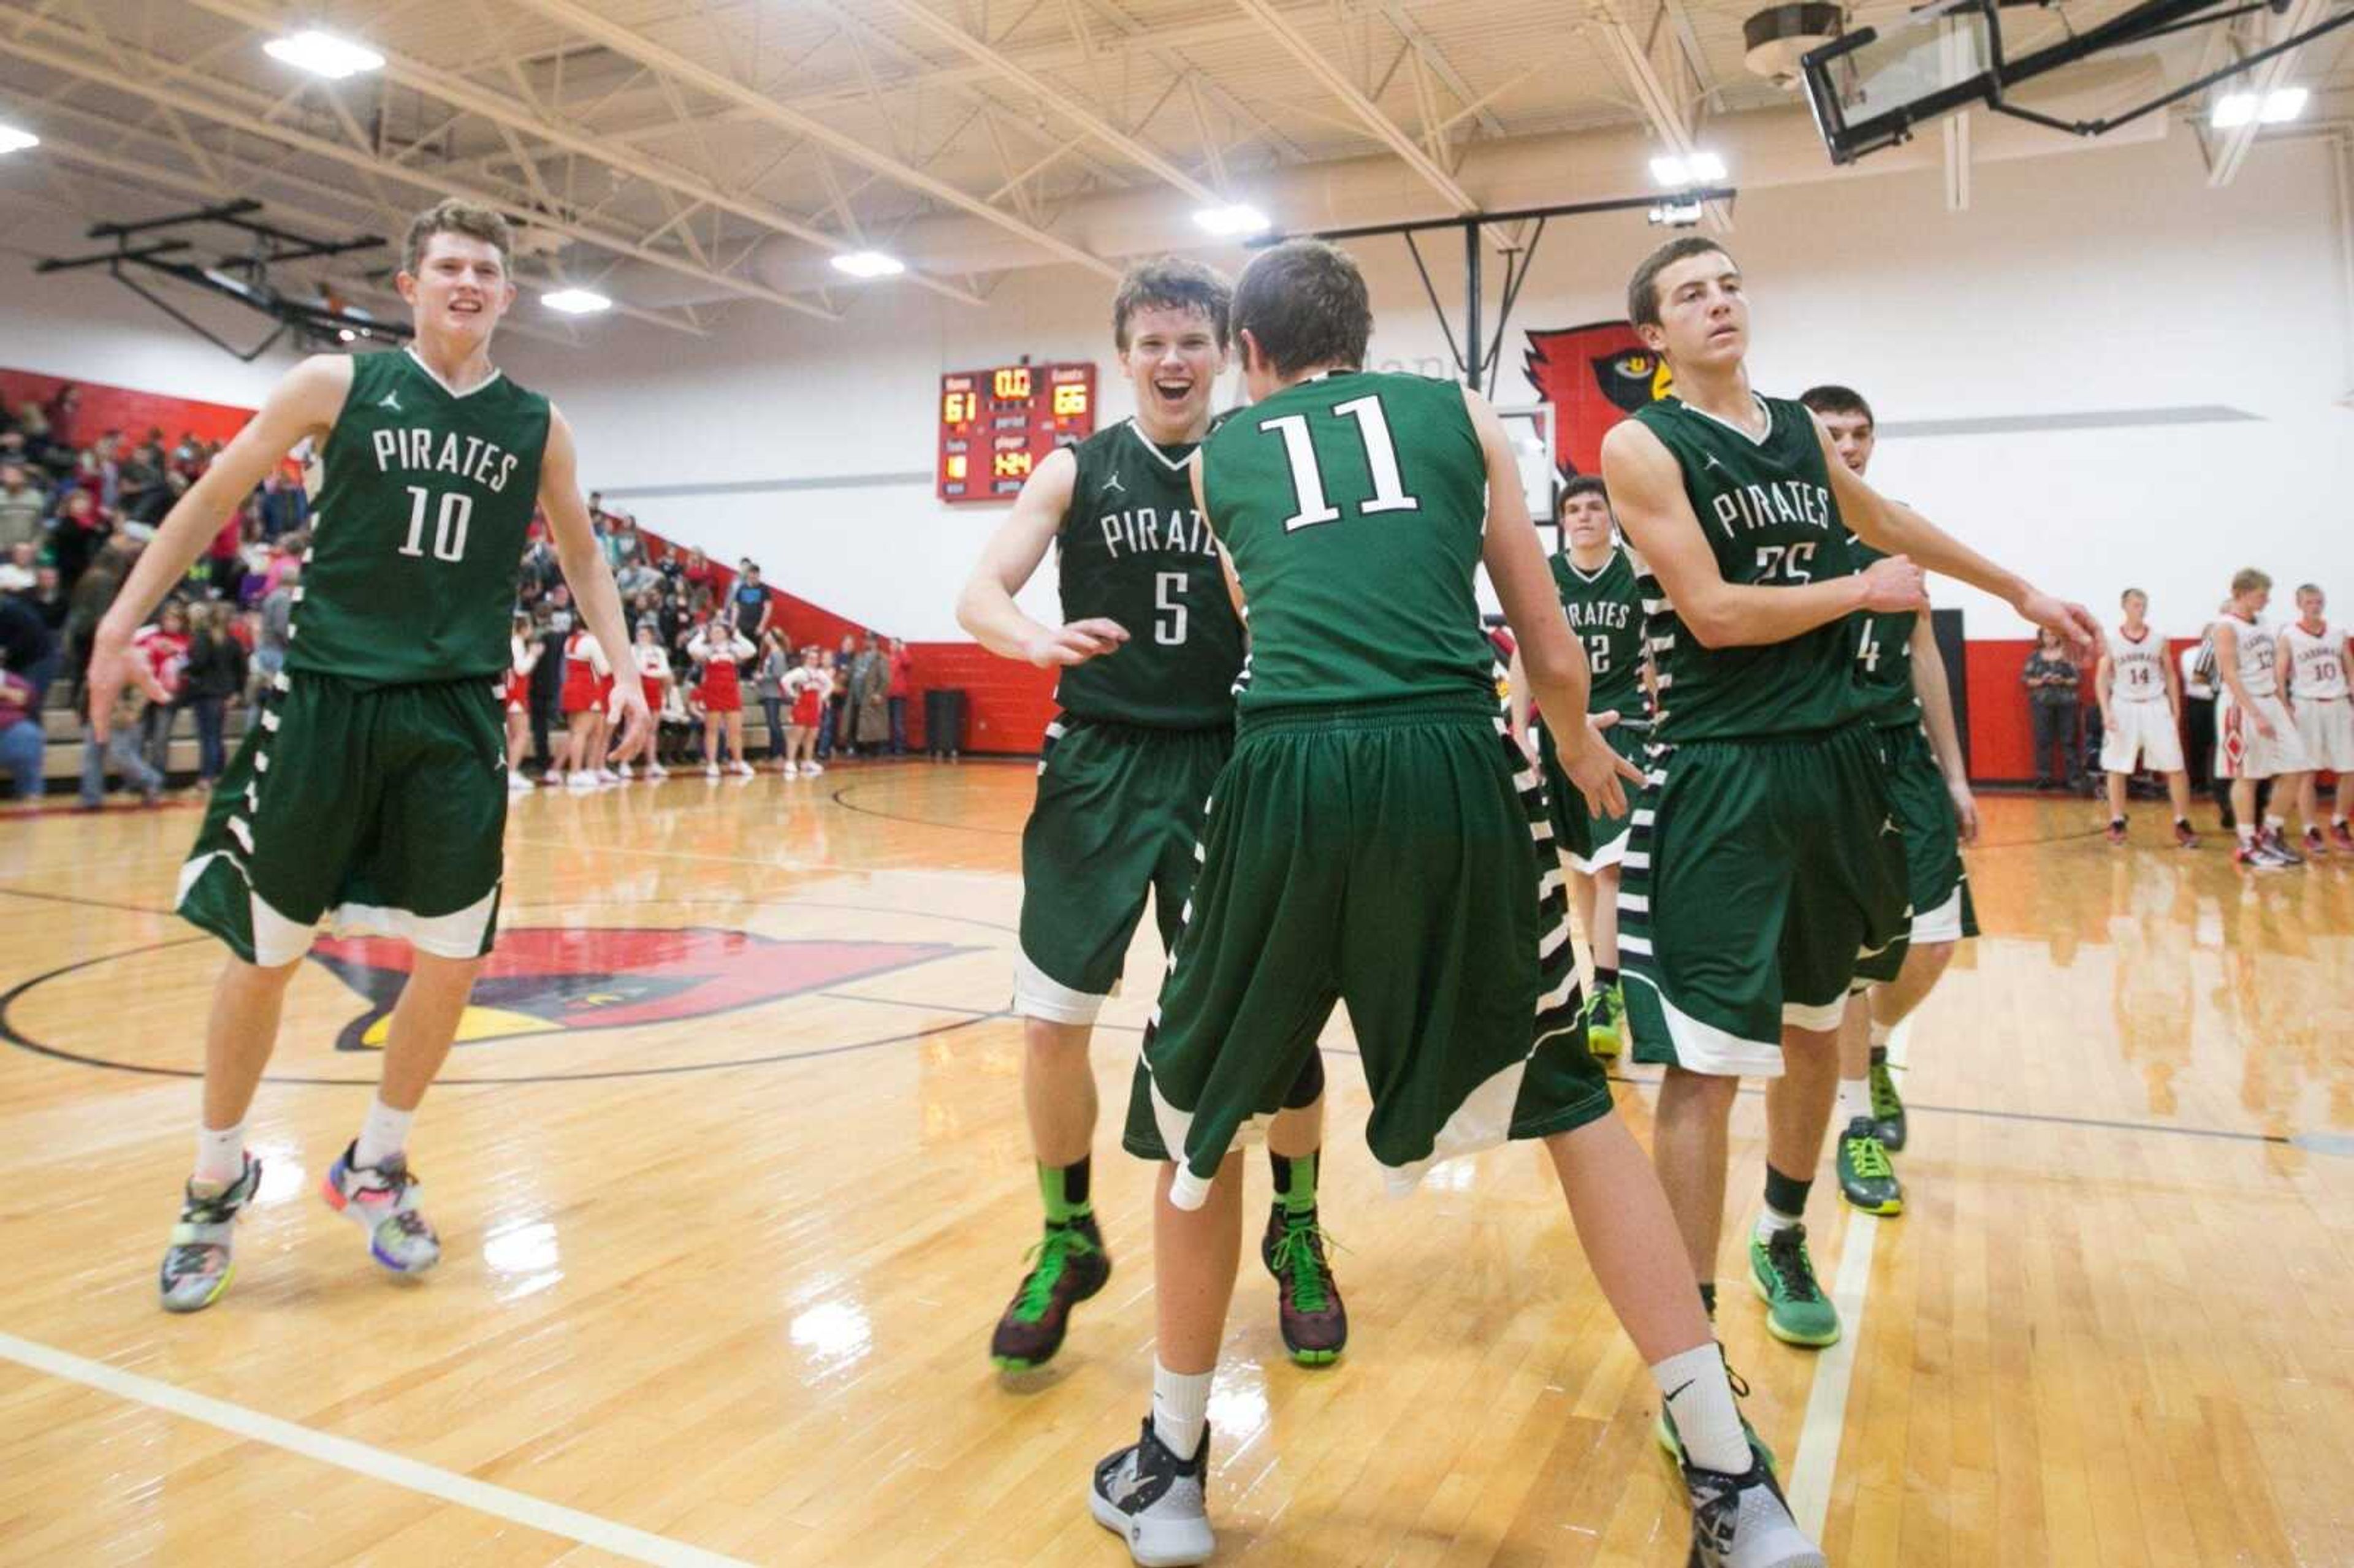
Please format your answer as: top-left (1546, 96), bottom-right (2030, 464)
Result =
top-left (310, 927), bottom-right (974, 1052)
top-left (1523, 321), bottom-right (1675, 480)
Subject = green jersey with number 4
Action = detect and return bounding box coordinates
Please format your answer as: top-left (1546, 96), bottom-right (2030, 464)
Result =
top-left (1845, 533), bottom-right (1919, 729)
top-left (1051, 418), bottom-right (1245, 729)
top-left (1553, 546), bottom-right (1645, 718)
top-left (1629, 394), bottom-right (1869, 742)
top-left (1201, 371), bottom-right (1493, 713)
top-left (290, 349), bottom-right (549, 687)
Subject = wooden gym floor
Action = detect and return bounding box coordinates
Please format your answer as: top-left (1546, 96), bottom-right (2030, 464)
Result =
top-left (1, 764), bottom-right (2350, 1567)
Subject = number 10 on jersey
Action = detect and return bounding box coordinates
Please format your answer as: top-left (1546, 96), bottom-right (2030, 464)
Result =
top-left (399, 485), bottom-right (474, 562)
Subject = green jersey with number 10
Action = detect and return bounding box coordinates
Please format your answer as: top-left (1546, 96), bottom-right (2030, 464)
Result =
top-left (289, 348), bottom-right (549, 687)
top-left (1200, 371), bottom-right (1494, 713)
top-left (1051, 419), bottom-right (1246, 730)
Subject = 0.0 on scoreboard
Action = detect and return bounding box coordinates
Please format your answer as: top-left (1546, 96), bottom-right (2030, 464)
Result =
top-left (937, 361), bottom-right (1097, 503)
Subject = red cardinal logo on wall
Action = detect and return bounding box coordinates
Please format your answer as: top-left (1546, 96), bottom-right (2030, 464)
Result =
top-left (1523, 322), bottom-right (1675, 479)
top-left (309, 927), bottom-right (972, 1052)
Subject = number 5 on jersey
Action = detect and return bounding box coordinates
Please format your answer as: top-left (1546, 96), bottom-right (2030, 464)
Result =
top-left (400, 485), bottom-right (474, 563)
top-left (1262, 395), bottom-right (1422, 531)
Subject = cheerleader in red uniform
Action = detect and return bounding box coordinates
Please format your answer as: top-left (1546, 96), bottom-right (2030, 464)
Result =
top-left (558, 623), bottom-right (612, 788)
top-left (505, 614), bottom-right (539, 791)
top-left (690, 615), bottom-right (756, 777)
top-left (630, 622), bottom-right (672, 780)
top-left (783, 644), bottom-right (827, 776)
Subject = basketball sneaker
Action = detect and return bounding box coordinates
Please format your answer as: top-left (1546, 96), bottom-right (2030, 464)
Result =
top-left (802, 761), bottom-right (825, 776)
top-left (2333, 821), bottom-right (2354, 853)
top-left (1260, 1203), bottom-right (1347, 1364)
top-left (1683, 1437), bottom-right (1827, 1568)
top-left (644, 759), bottom-right (669, 780)
top-left (704, 762), bottom-right (722, 779)
top-left (2173, 819), bottom-right (2199, 849)
top-left (989, 1214), bottom-right (1110, 1370)
top-left (2262, 827), bottom-right (2305, 865)
top-left (2105, 818), bottom-right (2127, 846)
top-left (1835, 1118), bottom-right (1903, 1216)
top-left (1868, 1054), bottom-right (1906, 1151)
top-left (1581, 986), bottom-right (1621, 1058)
top-left (2234, 840), bottom-right (2284, 870)
top-left (1749, 1226), bottom-right (1839, 1347)
top-left (2304, 826), bottom-right (2329, 858)
top-left (565, 770), bottom-right (596, 791)
top-left (729, 759), bottom-right (755, 777)
top-left (319, 1143), bottom-right (441, 1274)
top-left (1090, 1418), bottom-right (1213, 1567)
top-left (158, 1154), bottom-right (263, 1314)
top-left (506, 771), bottom-right (533, 793)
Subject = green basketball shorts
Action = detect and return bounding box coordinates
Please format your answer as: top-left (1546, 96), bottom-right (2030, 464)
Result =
top-left (1123, 696), bottom-right (1615, 1208)
top-left (178, 671), bottom-right (509, 967)
top-left (1014, 715), bottom-right (1234, 1023)
top-left (1623, 723), bottom-right (1910, 1078)
top-left (1537, 714), bottom-right (1647, 875)
top-left (1878, 721), bottom-right (1979, 946)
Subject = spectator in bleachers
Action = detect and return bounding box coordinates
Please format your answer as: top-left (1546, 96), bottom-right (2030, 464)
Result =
top-left (203, 507), bottom-right (245, 601)
top-left (609, 511), bottom-right (644, 568)
top-left (848, 632), bottom-right (890, 756)
top-left (78, 657), bottom-right (168, 809)
top-left (50, 487), bottom-right (107, 588)
top-left (180, 601), bottom-right (246, 789)
top-left (66, 530), bottom-right (141, 696)
top-left (131, 600), bottom-right (191, 777)
top-left (256, 468), bottom-right (308, 540)
top-left (254, 561), bottom-right (299, 691)
top-left (754, 628), bottom-right (793, 770)
top-left (0, 593), bottom-right (54, 803)
top-left (0, 463), bottom-right (45, 552)
top-left (680, 546), bottom-right (720, 596)
top-left (24, 565), bottom-right (67, 636)
top-left (0, 541), bottom-right (36, 595)
top-left (118, 437), bottom-right (167, 525)
top-left (616, 554), bottom-right (660, 601)
top-left (886, 636), bottom-right (914, 756)
top-left (730, 560), bottom-right (774, 642)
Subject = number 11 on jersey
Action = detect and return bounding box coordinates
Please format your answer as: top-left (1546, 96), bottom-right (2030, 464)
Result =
top-left (1262, 395), bottom-right (1422, 532)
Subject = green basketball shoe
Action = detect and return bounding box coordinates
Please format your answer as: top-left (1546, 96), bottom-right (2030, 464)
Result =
top-left (1868, 1054), bottom-right (1907, 1152)
top-left (1582, 986), bottom-right (1622, 1059)
top-left (990, 1214), bottom-right (1111, 1370)
top-left (1749, 1225), bottom-right (1840, 1347)
top-left (1835, 1118), bottom-right (1903, 1216)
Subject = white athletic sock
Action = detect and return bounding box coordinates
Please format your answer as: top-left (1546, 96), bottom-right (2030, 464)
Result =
top-left (353, 1097), bottom-right (416, 1171)
top-left (1151, 1360), bottom-right (1213, 1460)
top-left (1753, 1206), bottom-right (1801, 1243)
top-left (2264, 814), bottom-right (2285, 832)
top-left (1836, 1076), bottom-right (1873, 1127)
top-left (194, 1121), bottom-right (246, 1188)
top-left (2238, 823), bottom-right (2257, 846)
top-left (1868, 1019), bottom-right (1892, 1050)
top-left (1653, 1343), bottom-right (1750, 1474)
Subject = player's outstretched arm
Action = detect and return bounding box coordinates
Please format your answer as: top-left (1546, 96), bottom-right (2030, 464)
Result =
top-left (541, 406), bottom-right (650, 760)
top-left (1467, 390), bottom-right (1639, 816)
top-left (1809, 413), bottom-right (2097, 649)
top-left (1909, 616), bottom-right (1978, 843)
top-left (88, 355), bottom-right (351, 740)
top-left (957, 448), bottom-right (1126, 668)
top-left (1601, 418), bottom-right (1920, 650)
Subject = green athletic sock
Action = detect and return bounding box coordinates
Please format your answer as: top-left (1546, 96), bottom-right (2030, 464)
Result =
top-left (1039, 1157), bottom-right (1092, 1224)
top-left (1269, 1149), bottom-right (1319, 1217)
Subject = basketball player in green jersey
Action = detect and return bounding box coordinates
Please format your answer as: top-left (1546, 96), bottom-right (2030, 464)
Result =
top-left (1091, 240), bottom-right (1823, 1568)
top-left (1603, 238), bottom-right (2093, 1355)
top-left (957, 258), bottom-right (1342, 1372)
top-left (86, 200), bottom-right (650, 1313)
top-left (1790, 385), bottom-right (1979, 1222)
top-left (1507, 475), bottom-right (1649, 1058)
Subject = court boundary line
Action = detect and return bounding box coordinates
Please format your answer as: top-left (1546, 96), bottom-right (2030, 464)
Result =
top-left (0, 1328), bottom-right (757, 1568)
top-left (1783, 1017), bottom-right (1910, 1537)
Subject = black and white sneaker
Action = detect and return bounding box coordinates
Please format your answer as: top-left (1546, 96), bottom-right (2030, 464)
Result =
top-left (1090, 1418), bottom-right (1213, 1567)
top-left (1684, 1438), bottom-right (1826, 1568)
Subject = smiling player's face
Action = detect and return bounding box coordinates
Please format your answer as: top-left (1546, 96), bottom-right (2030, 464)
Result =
top-left (1121, 303), bottom-right (1227, 443)
top-left (398, 233), bottom-right (516, 348)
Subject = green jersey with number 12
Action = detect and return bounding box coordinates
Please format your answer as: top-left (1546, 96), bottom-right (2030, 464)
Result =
top-left (1200, 371), bottom-right (1493, 713)
top-left (1552, 545), bottom-right (1645, 719)
top-left (1051, 418), bottom-right (1245, 729)
top-left (289, 348), bottom-right (549, 687)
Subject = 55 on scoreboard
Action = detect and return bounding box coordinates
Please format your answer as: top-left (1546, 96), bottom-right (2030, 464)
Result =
top-left (937, 362), bottom-right (1096, 503)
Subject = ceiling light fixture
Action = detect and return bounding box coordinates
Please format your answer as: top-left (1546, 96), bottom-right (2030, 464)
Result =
top-left (543, 288), bottom-right (613, 315)
top-left (0, 123), bottom-right (38, 156)
top-left (263, 30), bottom-right (385, 80)
top-left (830, 250), bottom-right (907, 279)
top-left (2259, 86), bottom-right (2308, 123)
top-left (1652, 151), bottom-right (1727, 186)
top-left (1193, 204), bottom-right (1271, 238)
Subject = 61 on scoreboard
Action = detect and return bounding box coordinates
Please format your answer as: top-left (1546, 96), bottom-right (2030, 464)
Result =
top-left (937, 362), bottom-right (1096, 503)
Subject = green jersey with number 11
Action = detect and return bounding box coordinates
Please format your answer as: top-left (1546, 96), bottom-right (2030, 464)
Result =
top-left (1200, 371), bottom-right (1493, 713)
top-left (1052, 419), bottom-right (1246, 729)
top-left (289, 348), bottom-right (549, 687)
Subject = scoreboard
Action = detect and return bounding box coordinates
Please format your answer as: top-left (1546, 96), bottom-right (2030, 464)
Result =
top-left (937, 361), bottom-right (1096, 503)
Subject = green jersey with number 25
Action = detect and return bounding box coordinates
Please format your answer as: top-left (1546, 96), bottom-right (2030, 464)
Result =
top-left (1200, 371), bottom-right (1494, 714)
top-left (289, 348), bottom-right (549, 687)
top-left (1052, 418), bottom-right (1246, 729)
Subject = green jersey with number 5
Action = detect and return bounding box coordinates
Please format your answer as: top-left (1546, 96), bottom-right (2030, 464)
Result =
top-left (1051, 418), bottom-right (1245, 729)
top-left (1552, 546), bottom-right (1645, 718)
top-left (1628, 394), bottom-right (1869, 742)
top-left (1200, 371), bottom-right (1493, 712)
top-left (1844, 532), bottom-right (1919, 729)
top-left (289, 348), bottom-right (549, 687)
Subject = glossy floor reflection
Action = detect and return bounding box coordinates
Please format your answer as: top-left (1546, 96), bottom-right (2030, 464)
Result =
top-left (1, 772), bottom-right (2349, 1566)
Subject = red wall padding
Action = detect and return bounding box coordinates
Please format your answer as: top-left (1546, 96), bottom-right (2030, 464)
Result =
top-left (1, 367), bottom-right (257, 448)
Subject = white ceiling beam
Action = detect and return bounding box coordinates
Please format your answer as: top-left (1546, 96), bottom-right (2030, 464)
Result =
top-left (0, 20), bottom-right (840, 321)
top-left (181, 0), bottom-right (985, 308)
top-left (1374, 1), bottom-right (1506, 140)
top-left (2207, 0), bottom-right (2330, 186)
top-left (1588, 1), bottom-right (1733, 231)
top-left (506, 0), bottom-right (1122, 278)
top-left (865, 0), bottom-right (1219, 202)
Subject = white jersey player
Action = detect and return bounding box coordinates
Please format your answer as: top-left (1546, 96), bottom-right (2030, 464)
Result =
top-left (2096, 588), bottom-right (2195, 847)
top-left (2280, 583), bottom-right (2353, 853)
top-left (2212, 567), bottom-right (2312, 869)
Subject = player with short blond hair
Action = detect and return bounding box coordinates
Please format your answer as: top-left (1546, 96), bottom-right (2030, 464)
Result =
top-left (2280, 584), bottom-right (2352, 853)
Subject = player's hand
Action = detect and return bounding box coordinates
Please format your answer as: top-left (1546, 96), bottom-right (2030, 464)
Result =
top-left (606, 681), bottom-right (653, 761)
top-left (2253, 710), bottom-right (2277, 739)
top-left (84, 620), bottom-right (134, 745)
top-left (1023, 618), bottom-right (1129, 668)
top-left (2019, 590), bottom-right (2100, 652)
top-left (1560, 715), bottom-right (1645, 820)
top-left (1859, 555), bottom-right (1927, 613)
top-left (1949, 778), bottom-right (1980, 845)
